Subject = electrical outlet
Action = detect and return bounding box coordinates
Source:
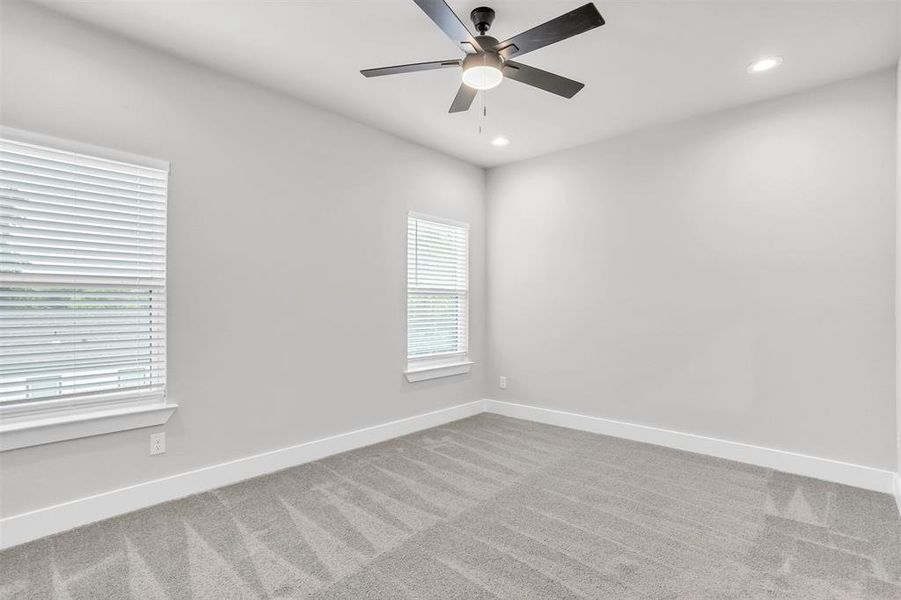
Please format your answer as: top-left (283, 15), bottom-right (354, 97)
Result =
top-left (150, 432), bottom-right (166, 455)
top-left (499, 375), bottom-right (507, 389)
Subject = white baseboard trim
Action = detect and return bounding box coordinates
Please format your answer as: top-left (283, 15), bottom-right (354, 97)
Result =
top-left (3, 397), bottom-right (896, 550)
top-left (0, 400), bottom-right (485, 551)
top-left (483, 399), bottom-right (897, 495)
top-left (894, 474), bottom-right (901, 518)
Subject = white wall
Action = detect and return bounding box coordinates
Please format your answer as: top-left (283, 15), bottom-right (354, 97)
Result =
top-left (0, 0), bottom-right (486, 517)
top-left (896, 58), bottom-right (901, 483)
top-left (487, 70), bottom-right (898, 471)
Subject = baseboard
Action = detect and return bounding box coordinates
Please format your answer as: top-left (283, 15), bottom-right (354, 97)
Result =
top-left (894, 474), bottom-right (901, 518)
top-left (3, 397), bottom-right (896, 550)
top-left (0, 400), bottom-right (486, 551)
top-left (483, 399), bottom-right (897, 495)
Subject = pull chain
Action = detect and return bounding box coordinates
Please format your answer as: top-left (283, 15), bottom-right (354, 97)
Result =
top-left (478, 90), bottom-right (488, 135)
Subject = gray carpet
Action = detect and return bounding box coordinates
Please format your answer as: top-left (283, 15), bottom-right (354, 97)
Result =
top-left (2, 414), bottom-right (900, 599)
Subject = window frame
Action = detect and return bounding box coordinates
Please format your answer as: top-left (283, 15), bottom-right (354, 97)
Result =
top-left (404, 211), bottom-right (473, 382)
top-left (0, 128), bottom-right (176, 451)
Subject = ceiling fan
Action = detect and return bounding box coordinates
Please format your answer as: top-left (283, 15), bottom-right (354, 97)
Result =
top-left (361, 1), bottom-right (605, 113)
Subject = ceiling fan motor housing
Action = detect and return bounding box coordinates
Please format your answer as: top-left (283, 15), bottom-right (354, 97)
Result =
top-left (470, 6), bottom-right (495, 34)
top-left (474, 35), bottom-right (499, 53)
top-left (462, 49), bottom-right (503, 73)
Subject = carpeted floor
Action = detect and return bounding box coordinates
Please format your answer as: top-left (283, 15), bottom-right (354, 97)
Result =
top-left (1, 414), bottom-right (900, 599)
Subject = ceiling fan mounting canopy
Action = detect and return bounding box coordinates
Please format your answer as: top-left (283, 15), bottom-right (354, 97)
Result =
top-left (470, 6), bottom-right (496, 35)
top-left (360, 1), bottom-right (605, 113)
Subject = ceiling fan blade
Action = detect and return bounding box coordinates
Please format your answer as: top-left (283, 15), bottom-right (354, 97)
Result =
top-left (502, 61), bottom-right (584, 98)
top-left (411, 0), bottom-right (482, 53)
top-left (495, 3), bottom-right (604, 59)
top-left (361, 59), bottom-right (461, 77)
top-left (449, 83), bottom-right (477, 113)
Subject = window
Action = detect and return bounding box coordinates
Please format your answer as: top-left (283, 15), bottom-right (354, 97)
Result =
top-left (405, 212), bottom-right (472, 381)
top-left (0, 132), bottom-right (174, 449)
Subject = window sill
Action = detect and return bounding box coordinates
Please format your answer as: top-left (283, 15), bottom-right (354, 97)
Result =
top-left (0, 403), bottom-right (178, 452)
top-left (404, 360), bottom-right (474, 382)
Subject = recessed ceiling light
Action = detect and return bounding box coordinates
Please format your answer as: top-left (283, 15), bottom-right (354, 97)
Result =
top-left (747, 56), bottom-right (783, 74)
top-left (492, 136), bottom-right (510, 147)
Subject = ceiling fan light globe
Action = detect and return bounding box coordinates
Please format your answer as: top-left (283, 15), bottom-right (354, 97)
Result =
top-left (462, 65), bottom-right (503, 90)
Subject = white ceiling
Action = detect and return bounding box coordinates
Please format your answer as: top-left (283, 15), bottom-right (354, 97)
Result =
top-left (30, 0), bottom-right (901, 167)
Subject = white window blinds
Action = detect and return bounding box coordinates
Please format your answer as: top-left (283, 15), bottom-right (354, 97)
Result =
top-left (0, 136), bottom-right (168, 417)
top-left (407, 213), bottom-right (469, 363)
